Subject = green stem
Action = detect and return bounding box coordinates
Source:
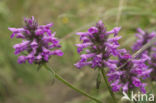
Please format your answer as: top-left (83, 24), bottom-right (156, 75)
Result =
top-left (43, 64), bottom-right (102, 103)
top-left (101, 68), bottom-right (117, 103)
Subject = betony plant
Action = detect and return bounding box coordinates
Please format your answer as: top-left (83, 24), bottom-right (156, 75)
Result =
top-left (75, 21), bottom-right (155, 102)
top-left (75, 20), bottom-right (123, 103)
top-left (9, 17), bottom-right (156, 103)
top-left (8, 16), bottom-right (102, 103)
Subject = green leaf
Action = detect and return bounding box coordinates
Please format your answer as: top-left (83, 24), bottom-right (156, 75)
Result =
top-left (96, 71), bottom-right (101, 89)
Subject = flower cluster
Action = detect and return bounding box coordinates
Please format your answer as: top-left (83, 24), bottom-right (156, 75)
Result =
top-left (107, 50), bottom-right (152, 93)
top-left (9, 16), bottom-right (63, 64)
top-left (74, 20), bottom-right (122, 69)
top-left (74, 21), bottom-right (154, 93)
top-left (132, 28), bottom-right (156, 81)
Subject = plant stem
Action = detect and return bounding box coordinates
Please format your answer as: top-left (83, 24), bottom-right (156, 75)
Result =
top-left (100, 68), bottom-right (117, 103)
top-left (43, 64), bottom-right (102, 103)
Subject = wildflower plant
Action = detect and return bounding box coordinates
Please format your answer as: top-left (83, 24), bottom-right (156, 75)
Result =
top-left (9, 17), bottom-right (102, 103)
top-left (9, 17), bottom-right (156, 103)
top-left (75, 21), bottom-right (155, 102)
top-left (75, 20), bottom-right (123, 102)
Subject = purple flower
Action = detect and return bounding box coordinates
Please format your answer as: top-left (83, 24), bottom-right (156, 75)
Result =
top-left (9, 16), bottom-right (63, 64)
top-left (18, 56), bottom-right (27, 64)
top-left (74, 20), bottom-right (122, 69)
top-left (107, 50), bottom-right (152, 93)
top-left (132, 28), bottom-right (156, 52)
top-left (132, 28), bottom-right (156, 81)
top-left (132, 77), bottom-right (142, 87)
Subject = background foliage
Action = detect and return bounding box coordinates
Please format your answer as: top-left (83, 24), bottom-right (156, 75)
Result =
top-left (0, 0), bottom-right (155, 103)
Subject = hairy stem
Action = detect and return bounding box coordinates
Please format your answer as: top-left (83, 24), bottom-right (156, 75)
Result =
top-left (101, 68), bottom-right (117, 103)
top-left (43, 64), bottom-right (102, 103)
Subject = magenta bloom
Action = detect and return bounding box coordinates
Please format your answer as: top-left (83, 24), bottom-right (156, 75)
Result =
top-left (132, 28), bottom-right (156, 81)
top-left (9, 16), bottom-right (63, 64)
top-left (107, 50), bottom-right (152, 93)
top-left (74, 20), bottom-right (122, 69)
top-left (132, 28), bottom-right (156, 52)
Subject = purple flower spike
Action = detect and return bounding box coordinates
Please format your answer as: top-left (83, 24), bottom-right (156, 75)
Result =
top-left (107, 49), bottom-right (152, 93)
top-left (9, 16), bottom-right (63, 64)
top-left (132, 28), bottom-right (156, 81)
top-left (75, 20), bottom-right (122, 69)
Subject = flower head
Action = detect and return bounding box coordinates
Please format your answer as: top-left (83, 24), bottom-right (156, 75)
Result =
top-left (132, 28), bottom-right (156, 81)
top-left (75, 20), bottom-right (122, 69)
top-left (107, 50), bottom-right (152, 93)
top-left (132, 28), bottom-right (156, 52)
top-left (9, 16), bottom-right (63, 64)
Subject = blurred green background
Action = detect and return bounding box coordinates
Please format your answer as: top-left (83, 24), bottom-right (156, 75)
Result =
top-left (0, 0), bottom-right (155, 103)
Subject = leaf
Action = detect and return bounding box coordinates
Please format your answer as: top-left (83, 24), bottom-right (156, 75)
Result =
top-left (96, 71), bottom-right (101, 89)
top-left (43, 64), bottom-right (56, 80)
top-left (37, 64), bottom-right (42, 71)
